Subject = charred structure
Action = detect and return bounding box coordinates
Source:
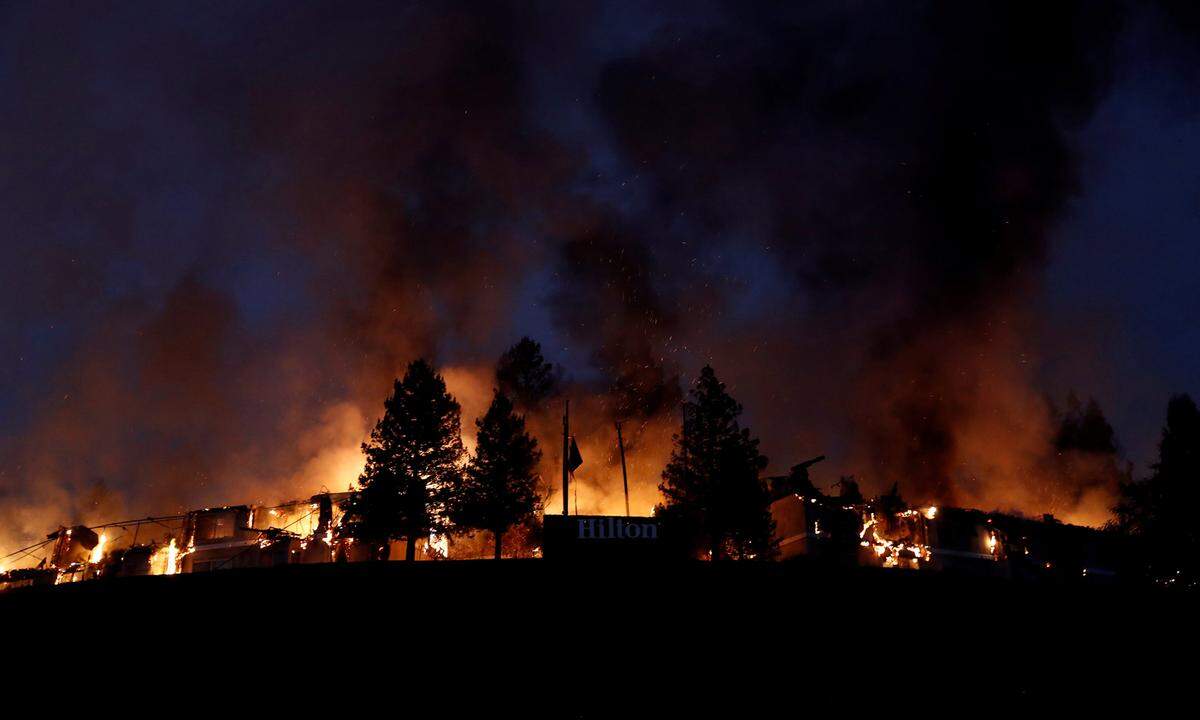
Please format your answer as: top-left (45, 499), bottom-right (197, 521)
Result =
top-left (769, 489), bottom-right (1128, 582)
top-left (2, 482), bottom-right (1135, 592)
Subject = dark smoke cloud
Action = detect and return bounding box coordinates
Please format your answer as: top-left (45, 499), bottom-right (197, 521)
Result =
top-left (0, 1), bottom-right (1194, 552)
top-left (551, 212), bottom-right (682, 420)
top-left (589, 1), bottom-right (1128, 510)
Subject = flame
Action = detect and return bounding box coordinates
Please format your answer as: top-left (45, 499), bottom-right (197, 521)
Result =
top-left (859, 514), bottom-right (875, 539)
top-left (858, 510), bottom-right (931, 570)
top-left (150, 538), bottom-right (180, 575)
top-left (925, 506), bottom-right (938, 520)
top-left (430, 534), bottom-right (449, 558)
top-left (89, 533), bottom-right (107, 564)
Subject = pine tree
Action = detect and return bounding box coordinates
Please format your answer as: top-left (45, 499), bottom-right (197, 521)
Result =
top-left (449, 390), bottom-right (542, 559)
top-left (1112, 394), bottom-right (1200, 579)
top-left (495, 337), bottom-right (559, 412)
top-left (657, 366), bottom-right (773, 560)
top-left (1054, 392), bottom-right (1119, 455)
top-left (1048, 393), bottom-right (1128, 517)
top-left (343, 359), bottom-right (464, 561)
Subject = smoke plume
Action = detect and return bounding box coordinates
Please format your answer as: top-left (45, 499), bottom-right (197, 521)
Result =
top-left (3, 1), bottom-right (1188, 556)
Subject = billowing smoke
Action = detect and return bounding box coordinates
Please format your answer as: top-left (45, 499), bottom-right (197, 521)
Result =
top-left (1, 1), bottom-right (1185, 556)
top-left (580, 1), bottom-right (1132, 522)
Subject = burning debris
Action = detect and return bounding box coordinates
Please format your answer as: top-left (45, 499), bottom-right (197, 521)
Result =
top-left (0, 476), bottom-right (1146, 594)
top-left (768, 482), bottom-right (1127, 582)
top-left (858, 509), bottom-right (934, 570)
top-left (0, 484), bottom-right (504, 590)
top-left (0, 362), bottom-right (1162, 589)
top-left (0, 492), bottom-right (352, 588)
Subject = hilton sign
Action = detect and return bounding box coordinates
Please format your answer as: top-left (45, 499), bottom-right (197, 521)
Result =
top-left (543, 514), bottom-right (664, 560)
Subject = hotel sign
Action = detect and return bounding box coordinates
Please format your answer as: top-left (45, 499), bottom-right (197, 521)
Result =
top-left (542, 514), bottom-right (664, 560)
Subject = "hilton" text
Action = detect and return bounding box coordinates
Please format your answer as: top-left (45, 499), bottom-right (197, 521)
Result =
top-left (576, 517), bottom-right (658, 540)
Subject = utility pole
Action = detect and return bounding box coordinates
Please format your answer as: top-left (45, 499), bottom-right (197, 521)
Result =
top-left (616, 422), bottom-right (630, 517)
top-left (562, 399), bottom-right (569, 516)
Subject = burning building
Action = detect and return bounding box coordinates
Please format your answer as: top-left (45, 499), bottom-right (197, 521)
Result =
top-left (0, 492), bottom-right (355, 588)
top-left (0, 471), bottom-right (1134, 590)
top-left (769, 487), bottom-right (1128, 582)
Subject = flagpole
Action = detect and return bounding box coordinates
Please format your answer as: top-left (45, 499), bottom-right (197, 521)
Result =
top-left (616, 421), bottom-right (630, 517)
top-left (562, 399), bottom-right (569, 516)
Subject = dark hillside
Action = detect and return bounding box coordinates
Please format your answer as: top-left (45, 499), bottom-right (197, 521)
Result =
top-left (4, 559), bottom-right (1190, 708)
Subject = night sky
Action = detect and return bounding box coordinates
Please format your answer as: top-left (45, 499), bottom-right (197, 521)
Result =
top-left (2, 1), bottom-right (1199, 544)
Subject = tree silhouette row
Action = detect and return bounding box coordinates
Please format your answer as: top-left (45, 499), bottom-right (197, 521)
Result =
top-left (342, 336), bottom-right (1200, 581)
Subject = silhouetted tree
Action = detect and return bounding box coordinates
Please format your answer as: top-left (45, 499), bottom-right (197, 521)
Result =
top-left (1112, 394), bottom-right (1200, 581)
top-left (495, 337), bottom-right (559, 412)
top-left (1049, 392), bottom-right (1129, 517)
top-left (1054, 392), bottom-right (1119, 455)
top-left (449, 390), bottom-right (542, 559)
top-left (657, 366), bottom-right (773, 560)
top-left (343, 359), bottom-right (464, 561)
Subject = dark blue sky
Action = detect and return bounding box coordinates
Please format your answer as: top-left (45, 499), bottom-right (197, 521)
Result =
top-left (2, 1), bottom-right (1198, 535)
top-left (1040, 7), bottom-right (1200, 464)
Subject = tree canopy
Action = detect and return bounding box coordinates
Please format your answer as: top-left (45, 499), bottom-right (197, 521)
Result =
top-left (343, 359), bottom-right (464, 561)
top-left (449, 390), bottom-right (542, 559)
top-left (657, 365), bottom-right (773, 560)
top-left (1044, 392), bottom-right (1129, 517)
top-left (495, 337), bottom-right (559, 412)
top-left (1054, 392), bottom-right (1119, 455)
top-left (1112, 394), bottom-right (1200, 581)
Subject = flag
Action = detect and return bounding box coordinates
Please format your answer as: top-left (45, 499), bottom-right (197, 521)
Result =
top-left (568, 436), bottom-right (583, 473)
